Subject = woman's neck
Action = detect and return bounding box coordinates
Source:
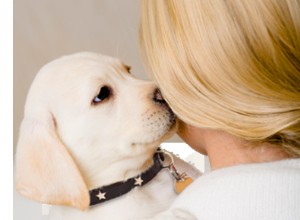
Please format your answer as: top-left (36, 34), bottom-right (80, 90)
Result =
top-left (177, 123), bottom-right (290, 170)
top-left (203, 130), bottom-right (290, 170)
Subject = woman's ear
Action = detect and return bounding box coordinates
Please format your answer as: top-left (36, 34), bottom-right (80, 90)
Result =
top-left (15, 113), bottom-right (89, 210)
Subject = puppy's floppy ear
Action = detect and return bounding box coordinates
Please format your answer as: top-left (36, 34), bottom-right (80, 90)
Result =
top-left (15, 111), bottom-right (89, 210)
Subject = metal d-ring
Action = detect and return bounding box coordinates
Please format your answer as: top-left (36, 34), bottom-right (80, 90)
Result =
top-left (157, 150), bottom-right (174, 168)
top-left (157, 150), bottom-right (184, 181)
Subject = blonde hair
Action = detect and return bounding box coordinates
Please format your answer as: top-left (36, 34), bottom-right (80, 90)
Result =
top-left (139, 0), bottom-right (300, 156)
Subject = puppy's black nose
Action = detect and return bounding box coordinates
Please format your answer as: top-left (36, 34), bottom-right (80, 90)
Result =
top-left (153, 88), bottom-right (166, 104)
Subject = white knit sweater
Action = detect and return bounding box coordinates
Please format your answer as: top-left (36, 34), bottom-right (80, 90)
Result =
top-left (148, 159), bottom-right (300, 220)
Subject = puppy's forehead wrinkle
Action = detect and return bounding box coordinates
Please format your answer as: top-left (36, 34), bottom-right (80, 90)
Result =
top-left (53, 52), bottom-right (122, 67)
top-left (37, 52), bottom-right (124, 80)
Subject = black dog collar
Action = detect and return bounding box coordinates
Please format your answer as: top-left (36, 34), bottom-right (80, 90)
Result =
top-left (89, 151), bottom-right (164, 206)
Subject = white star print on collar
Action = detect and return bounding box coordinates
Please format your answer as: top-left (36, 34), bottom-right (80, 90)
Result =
top-left (134, 176), bottom-right (143, 186)
top-left (96, 191), bottom-right (106, 200)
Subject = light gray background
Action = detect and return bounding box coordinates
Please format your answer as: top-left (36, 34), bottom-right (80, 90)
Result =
top-left (14, 0), bottom-right (184, 219)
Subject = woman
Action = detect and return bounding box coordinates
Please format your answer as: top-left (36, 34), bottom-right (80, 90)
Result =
top-left (139, 0), bottom-right (300, 219)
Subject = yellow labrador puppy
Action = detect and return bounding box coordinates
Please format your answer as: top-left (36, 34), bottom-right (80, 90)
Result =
top-left (15, 52), bottom-right (200, 220)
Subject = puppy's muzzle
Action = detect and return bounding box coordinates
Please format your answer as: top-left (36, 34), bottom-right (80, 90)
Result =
top-left (152, 88), bottom-right (176, 123)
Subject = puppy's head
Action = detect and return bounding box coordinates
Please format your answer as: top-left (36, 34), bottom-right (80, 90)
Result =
top-left (15, 52), bottom-right (176, 210)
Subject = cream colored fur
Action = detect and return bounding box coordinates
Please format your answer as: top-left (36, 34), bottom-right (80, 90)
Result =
top-left (15, 52), bottom-right (200, 220)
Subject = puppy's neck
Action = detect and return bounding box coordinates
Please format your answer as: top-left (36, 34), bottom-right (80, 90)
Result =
top-left (78, 147), bottom-right (157, 190)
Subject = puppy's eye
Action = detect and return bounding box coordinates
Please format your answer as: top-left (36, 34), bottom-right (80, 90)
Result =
top-left (93, 86), bottom-right (111, 104)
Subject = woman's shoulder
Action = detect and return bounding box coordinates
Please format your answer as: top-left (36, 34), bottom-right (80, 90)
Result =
top-left (184, 158), bottom-right (300, 196)
top-left (185, 158), bottom-right (300, 188)
top-left (203, 158), bottom-right (300, 178)
top-left (168, 159), bottom-right (300, 220)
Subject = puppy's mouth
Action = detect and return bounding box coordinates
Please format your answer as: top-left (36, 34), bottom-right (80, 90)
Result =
top-left (132, 109), bottom-right (177, 147)
top-left (159, 113), bottom-right (177, 140)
